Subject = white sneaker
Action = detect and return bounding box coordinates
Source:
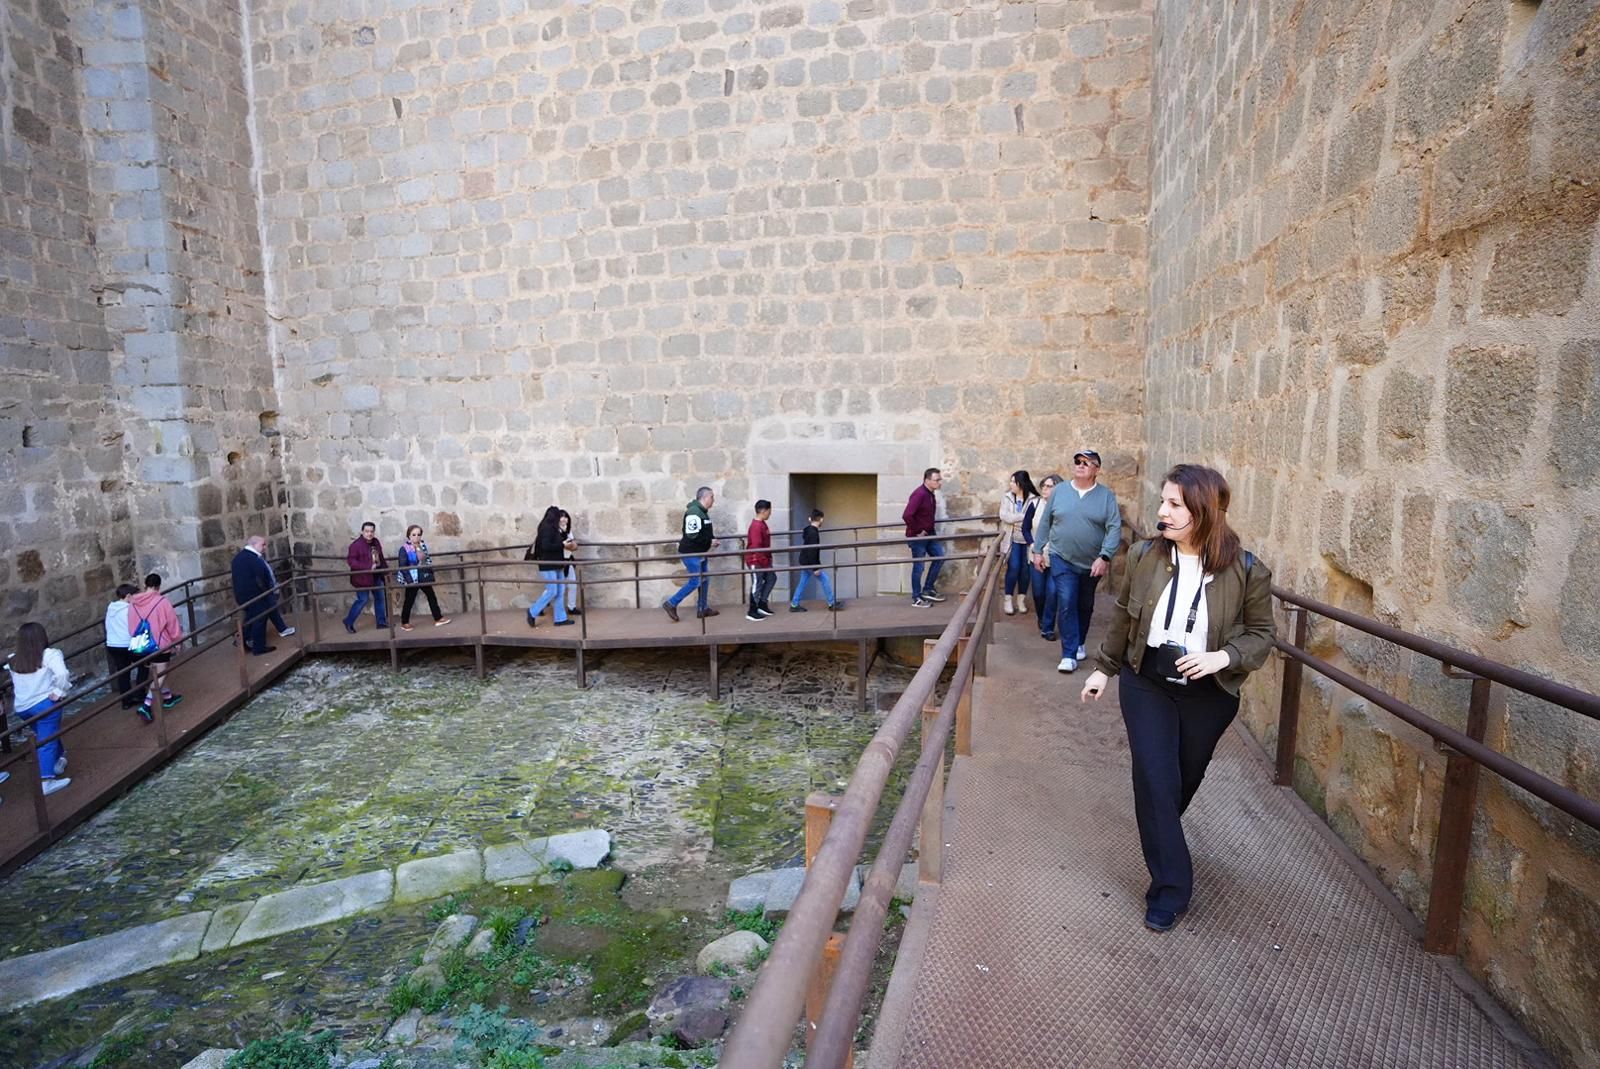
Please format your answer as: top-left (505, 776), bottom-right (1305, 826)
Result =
top-left (912, 598), bottom-right (930, 608)
top-left (279, 626), bottom-right (297, 636)
top-left (1016, 596), bottom-right (1026, 613)
top-left (1057, 657), bottom-right (1078, 673)
top-left (54, 754), bottom-right (67, 777)
top-left (1003, 595), bottom-right (1015, 615)
top-left (922, 589), bottom-right (947, 603)
top-left (1076, 645), bottom-right (1087, 660)
top-left (42, 777), bottom-right (71, 795)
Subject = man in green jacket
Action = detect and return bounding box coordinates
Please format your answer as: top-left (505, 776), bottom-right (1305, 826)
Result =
top-left (662, 487), bottom-right (719, 622)
top-left (1030, 450), bottom-right (1122, 672)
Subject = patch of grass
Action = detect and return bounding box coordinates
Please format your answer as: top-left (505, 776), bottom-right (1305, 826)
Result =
top-left (88, 1030), bottom-right (147, 1069)
top-left (722, 906), bottom-right (781, 943)
top-left (427, 894), bottom-right (470, 923)
top-left (484, 905), bottom-right (537, 947)
top-left (225, 1030), bottom-right (337, 1069)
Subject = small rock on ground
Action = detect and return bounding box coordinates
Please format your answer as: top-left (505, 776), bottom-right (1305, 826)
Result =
top-left (386, 1007), bottom-right (423, 1046)
top-left (421, 914), bottom-right (478, 964)
top-left (696, 930), bottom-right (768, 974)
top-left (180, 1051), bottom-right (238, 1069)
top-left (465, 927), bottom-right (496, 958)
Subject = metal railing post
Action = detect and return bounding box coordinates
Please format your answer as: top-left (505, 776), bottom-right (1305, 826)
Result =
top-left (918, 704), bottom-right (944, 885)
top-left (802, 792), bottom-right (851, 1065)
top-left (184, 581), bottom-right (198, 648)
top-left (235, 617), bottom-right (250, 691)
top-left (1423, 674), bottom-right (1493, 956)
top-left (633, 546), bottom-right (641, 609)
top-left (1274, 607), bottom-right (1309, 786)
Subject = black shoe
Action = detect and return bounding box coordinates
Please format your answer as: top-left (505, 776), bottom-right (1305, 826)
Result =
top-left (746, 610), bottom-right (764, 621)
top-left (697, 607), bottom-right (720, 618)
top-left (344, 622), bottom-right (357, 634)
top-left (1042, 632), bottom-right (1056, 642)
top-left (757, 604), bottom-right (775, 618)
top-left (568, 607), bottom-right (582, 616)
top-left (922, 589), bottom-right (946, 603)
top-left (828, 601), bottom-right (844, 611)
top-left (527, 612), bottom-right (537, 628)
top-left (553, 619), bottom-right (575, 627)
top-left (789, 604), bottom-right (807, 612)
top-left (1144, 908), bottom-right (1177, 932)
top-left (250, 646), bottom-right (277, 655)
top-left (662, 600), bottom-right (679, 623)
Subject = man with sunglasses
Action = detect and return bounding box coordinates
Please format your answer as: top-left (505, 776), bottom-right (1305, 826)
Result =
top-left (1031, 450), bottom-right (1122, 672)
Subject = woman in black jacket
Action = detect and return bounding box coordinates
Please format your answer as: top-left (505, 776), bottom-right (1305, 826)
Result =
top-left (525, 507), bottom-right (573, 627)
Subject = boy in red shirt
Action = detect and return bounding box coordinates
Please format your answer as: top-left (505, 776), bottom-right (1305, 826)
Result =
top-left (745, 500), bottom-right (776, 621)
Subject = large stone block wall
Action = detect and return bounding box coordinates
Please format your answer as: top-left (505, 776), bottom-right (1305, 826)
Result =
top-left (2, 0), bottom-right (134, 650)
top-left (0, 0), bottom-right (283, 652)
top-left (1145, 0), bottom-right (1599, 1064)
top-left (247, 0), bottom-right (1153, 595)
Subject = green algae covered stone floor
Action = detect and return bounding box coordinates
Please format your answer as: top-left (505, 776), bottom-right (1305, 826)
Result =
top-left (0, 644), bottom-right (914, 963)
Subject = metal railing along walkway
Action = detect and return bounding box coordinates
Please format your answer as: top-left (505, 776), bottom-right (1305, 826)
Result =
top-left (718, 563), bottom-right (1597, 1068)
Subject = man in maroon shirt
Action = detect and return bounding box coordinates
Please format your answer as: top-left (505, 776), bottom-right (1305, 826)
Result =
top-left (902, 468), bottom-right (946, 607)
top-left (343, 521), bottom-right (390, 632)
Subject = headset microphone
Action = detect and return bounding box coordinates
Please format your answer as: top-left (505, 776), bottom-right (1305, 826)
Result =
top-left (1156, 520), bottom-right (1189, 532)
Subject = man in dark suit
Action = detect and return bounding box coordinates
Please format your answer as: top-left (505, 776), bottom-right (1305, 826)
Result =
top-left (231, 535), bottom-right (277, 655)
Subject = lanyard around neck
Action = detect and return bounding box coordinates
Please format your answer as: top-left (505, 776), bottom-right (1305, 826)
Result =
top-left (1162, 544), bottom-right (1206, 637)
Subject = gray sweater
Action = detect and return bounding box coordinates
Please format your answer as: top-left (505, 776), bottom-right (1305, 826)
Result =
top-left (1031, 482), bottom-right (1122, 571)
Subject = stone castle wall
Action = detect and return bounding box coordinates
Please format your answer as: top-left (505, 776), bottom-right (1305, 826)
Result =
top-left (1, 0), bottom-right (284, 653)
top-left (1145, 0), bottom-right (1599, 1063)
top-left (246, 0), bottom-right (1153, 598)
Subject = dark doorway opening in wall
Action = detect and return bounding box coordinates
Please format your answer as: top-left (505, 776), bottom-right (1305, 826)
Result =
top-left (786, 473), bottom-right (878, 602)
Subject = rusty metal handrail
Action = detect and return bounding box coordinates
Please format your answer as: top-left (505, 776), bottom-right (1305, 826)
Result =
top-left (1270, 586), bottom-right (1600, 956)
top-left (1273, 586), bottom-right (1599, 721)
top-left (807, 544), bottom-right (1000, 1068)
top-left (1274, 641), bottom-right (1600, 829)
top-left (300, 514), bottom-right (999, 564)
top-left (720, 534), bottom-right (1004, 1068)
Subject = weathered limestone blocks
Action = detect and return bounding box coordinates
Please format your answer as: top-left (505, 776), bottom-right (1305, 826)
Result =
top-left (1149, 1), bottom-right (1600, 1064)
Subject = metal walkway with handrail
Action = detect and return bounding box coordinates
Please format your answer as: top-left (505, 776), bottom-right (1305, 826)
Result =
top-left (0, 519), bottom-right (996, 877)
top-left (718, 547), bottom-right (1595, 1068)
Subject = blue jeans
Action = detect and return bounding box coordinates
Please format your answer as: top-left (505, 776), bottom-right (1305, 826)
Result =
top-left (667, 556), bottom-right (710, 613)
top-left (909, 538), bottom-right (944, 599)
top-left (19, 698), bottom-right (63, 780)
top-left (1048, 566), bottom-right (1100, 658)
top-left (1032, 561), bottom-right (1057, 635)
top-left (528, 569), bottom-right (569, 623)
top-left (1004, 542), bottom-right (1031, 595)
top-left (791, 568), bottom-right (835, 607)
top-left (344, 587), bottom-right (388, 629)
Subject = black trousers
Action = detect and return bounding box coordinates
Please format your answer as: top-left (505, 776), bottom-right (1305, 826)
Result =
top-left (749, 569), bottom-right (776, 610)
top-left (106, 645), bottom-right (139, 707)
top-left (401, 584), bottom-right (442, 624)
top-left (1119, 662), bottom-right (1240, 913)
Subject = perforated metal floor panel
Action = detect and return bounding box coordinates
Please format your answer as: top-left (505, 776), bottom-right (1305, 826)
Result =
top-left (886, 621), bottom-right (1540, 1069)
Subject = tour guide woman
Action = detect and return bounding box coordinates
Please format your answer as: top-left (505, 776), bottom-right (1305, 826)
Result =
top-left (1079, 464), bottom-right (1276, 933)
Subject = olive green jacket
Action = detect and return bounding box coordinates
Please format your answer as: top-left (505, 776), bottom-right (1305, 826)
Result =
top-left (1094, 539), bottom-right (1277, 696)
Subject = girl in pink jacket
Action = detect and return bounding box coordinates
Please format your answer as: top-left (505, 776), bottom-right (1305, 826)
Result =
top-left (127, 572), bottom-right (184, 721)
